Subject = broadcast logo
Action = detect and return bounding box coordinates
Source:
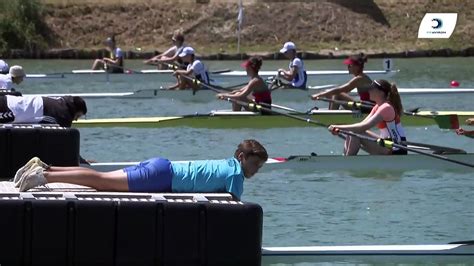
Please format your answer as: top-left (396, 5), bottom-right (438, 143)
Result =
top-left (418, 13), bottom-right (457, 38)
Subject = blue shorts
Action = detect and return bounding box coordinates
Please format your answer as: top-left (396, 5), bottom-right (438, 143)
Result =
top-left (123, 158), bottom-right (173, 192)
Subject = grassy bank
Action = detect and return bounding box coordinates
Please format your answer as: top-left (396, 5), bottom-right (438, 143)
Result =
top-left (2, 0), bottom-right (473, 57)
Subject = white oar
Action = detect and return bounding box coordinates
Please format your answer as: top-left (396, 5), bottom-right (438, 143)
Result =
top-left (26, 73), bottom-right (65, 79)
top-left (270, 104), bottom-right (298, 112)
top-left (307, 84), bottom-right (338, 90)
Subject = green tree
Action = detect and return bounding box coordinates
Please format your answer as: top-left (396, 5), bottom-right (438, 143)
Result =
top-left (0, 0), bottom-right (53, 55)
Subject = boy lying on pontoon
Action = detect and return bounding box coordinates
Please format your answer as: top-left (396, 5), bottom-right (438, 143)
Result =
top-left (14, 139), bottom-right (268, 200)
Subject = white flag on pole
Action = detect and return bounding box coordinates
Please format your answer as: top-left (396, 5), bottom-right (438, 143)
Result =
top-left (237, 0), bottom-right (243, 27)
top-left (237, 0), bottom-right (243, 54)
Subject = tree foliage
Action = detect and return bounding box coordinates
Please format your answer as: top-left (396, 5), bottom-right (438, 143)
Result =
top-left (0, 0), bottom-right (52, 55)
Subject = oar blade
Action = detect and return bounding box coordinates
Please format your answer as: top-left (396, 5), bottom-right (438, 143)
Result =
top-left (434, 114), bottom-right (460, 129)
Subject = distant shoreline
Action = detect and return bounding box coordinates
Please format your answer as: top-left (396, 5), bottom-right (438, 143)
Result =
top-left (6, 47), bottom-right (474, 60)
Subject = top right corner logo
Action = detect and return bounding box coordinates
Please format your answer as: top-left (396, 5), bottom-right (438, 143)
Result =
top-left (418, 13), bottom-right (458, 38)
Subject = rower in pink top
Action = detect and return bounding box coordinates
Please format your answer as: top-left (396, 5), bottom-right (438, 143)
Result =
top-left (328, 79), bottom-right (407, 156)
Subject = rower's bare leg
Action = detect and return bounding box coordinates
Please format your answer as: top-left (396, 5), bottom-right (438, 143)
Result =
top-left (178, 76), bottom-right (190, 90)
top-left (92, 59), bottom-right (104, 70)
top-left (229, 96), bottom-right (249, 111)
top-left (344, 135), bottom-right (361, 155)
top-left (47, 166), bottom-right (98, 173)
top-left (45, 168), bottom-right (129, 191)
top-left (167, 83), bottom-right (180, 90)
top-left (359, 139), bottom-right (391, 155)
top-left (232, 102), bottom-right (244, 111)
top-left (330, 93), bottom-right (353, 110)
top-left (166, 75), bottom-right (182, 90)
top-left (157, 63), bottom-right (166, 70)
top-left (346, 131), bottom-right (391, 155)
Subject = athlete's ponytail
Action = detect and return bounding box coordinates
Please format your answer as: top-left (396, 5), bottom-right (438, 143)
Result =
top-left (388, 83), bottom-right (403, 116)
top-left (372, 79), bottom-right (403, 116)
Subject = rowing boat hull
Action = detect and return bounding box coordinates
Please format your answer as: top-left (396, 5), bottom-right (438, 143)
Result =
top-left (72, 110), bottom-right (473, 129)
top-left (26, 87), bottom-right (474, 102)
top-left (26, 69), bottom-right (397, 77)
top-left (261, 244), bottom-right (474, 264)
top-left (87, 154), bottom-right (474, 173)
top-left (219, 69), bottom-right (399, 78)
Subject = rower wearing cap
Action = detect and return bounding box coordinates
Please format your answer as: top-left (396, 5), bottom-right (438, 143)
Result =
top-left (0, 65), bottom-right (26, 90)
top-left (276, 42), bottom-right (307, 89)
top-left (311, 53), bottom-right (372, 111)
top-left (216, 57), bottom-right (272, 114)
top-left (91, 36), bottom-right (124, 73)
top-left (171, 47), bottom-right (209, 90)
top-left (328, 79), bottom-right (407, 156)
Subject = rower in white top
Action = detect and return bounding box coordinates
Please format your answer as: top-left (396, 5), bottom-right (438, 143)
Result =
top-left (170, 47), bottom-right (209, 91)
top-left (275, 42), bottom-right (307, 90)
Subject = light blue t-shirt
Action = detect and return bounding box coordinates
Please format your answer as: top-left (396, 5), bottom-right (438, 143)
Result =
top-left (171, 158), bottom-right (244, 199)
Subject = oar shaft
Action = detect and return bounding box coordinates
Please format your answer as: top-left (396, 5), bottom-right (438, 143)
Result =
top-left (227, 98), bottom-right (328, 128)
top-left (258, 102), bottom-right (298, 113)
top-left (148, 60), bottom-right (185, 69)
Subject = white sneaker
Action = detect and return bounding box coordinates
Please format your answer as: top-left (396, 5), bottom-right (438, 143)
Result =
top-left (18, 166), bottom-right (47, 192)
top-left (14, 157), bottom-right (48, 188)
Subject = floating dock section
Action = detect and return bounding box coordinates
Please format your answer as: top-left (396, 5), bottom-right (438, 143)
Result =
top-left (0, 187), bottom-right (262, 266)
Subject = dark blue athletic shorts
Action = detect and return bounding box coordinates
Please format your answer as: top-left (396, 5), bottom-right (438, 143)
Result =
top-left (123, 157), bottom-right (173, 192)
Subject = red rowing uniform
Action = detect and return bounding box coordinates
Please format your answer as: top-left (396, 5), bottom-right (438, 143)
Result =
top-left (253, 90), bottom-right (272, 105)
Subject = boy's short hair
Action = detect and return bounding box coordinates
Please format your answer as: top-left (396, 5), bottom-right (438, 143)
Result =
top-left (234, 139), bottom-right (268, 161)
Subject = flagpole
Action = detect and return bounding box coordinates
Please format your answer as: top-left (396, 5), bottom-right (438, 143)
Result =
top-left (237, 20), bottom-right (241, 54)
top-left (237, 0), bottom-right (243, 55)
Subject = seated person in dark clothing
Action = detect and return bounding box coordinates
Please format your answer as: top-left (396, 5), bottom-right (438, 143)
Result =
top-left (1, 95), bottom-right (91, 163)
top-left (0, 95), bottom-right (87, 127)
